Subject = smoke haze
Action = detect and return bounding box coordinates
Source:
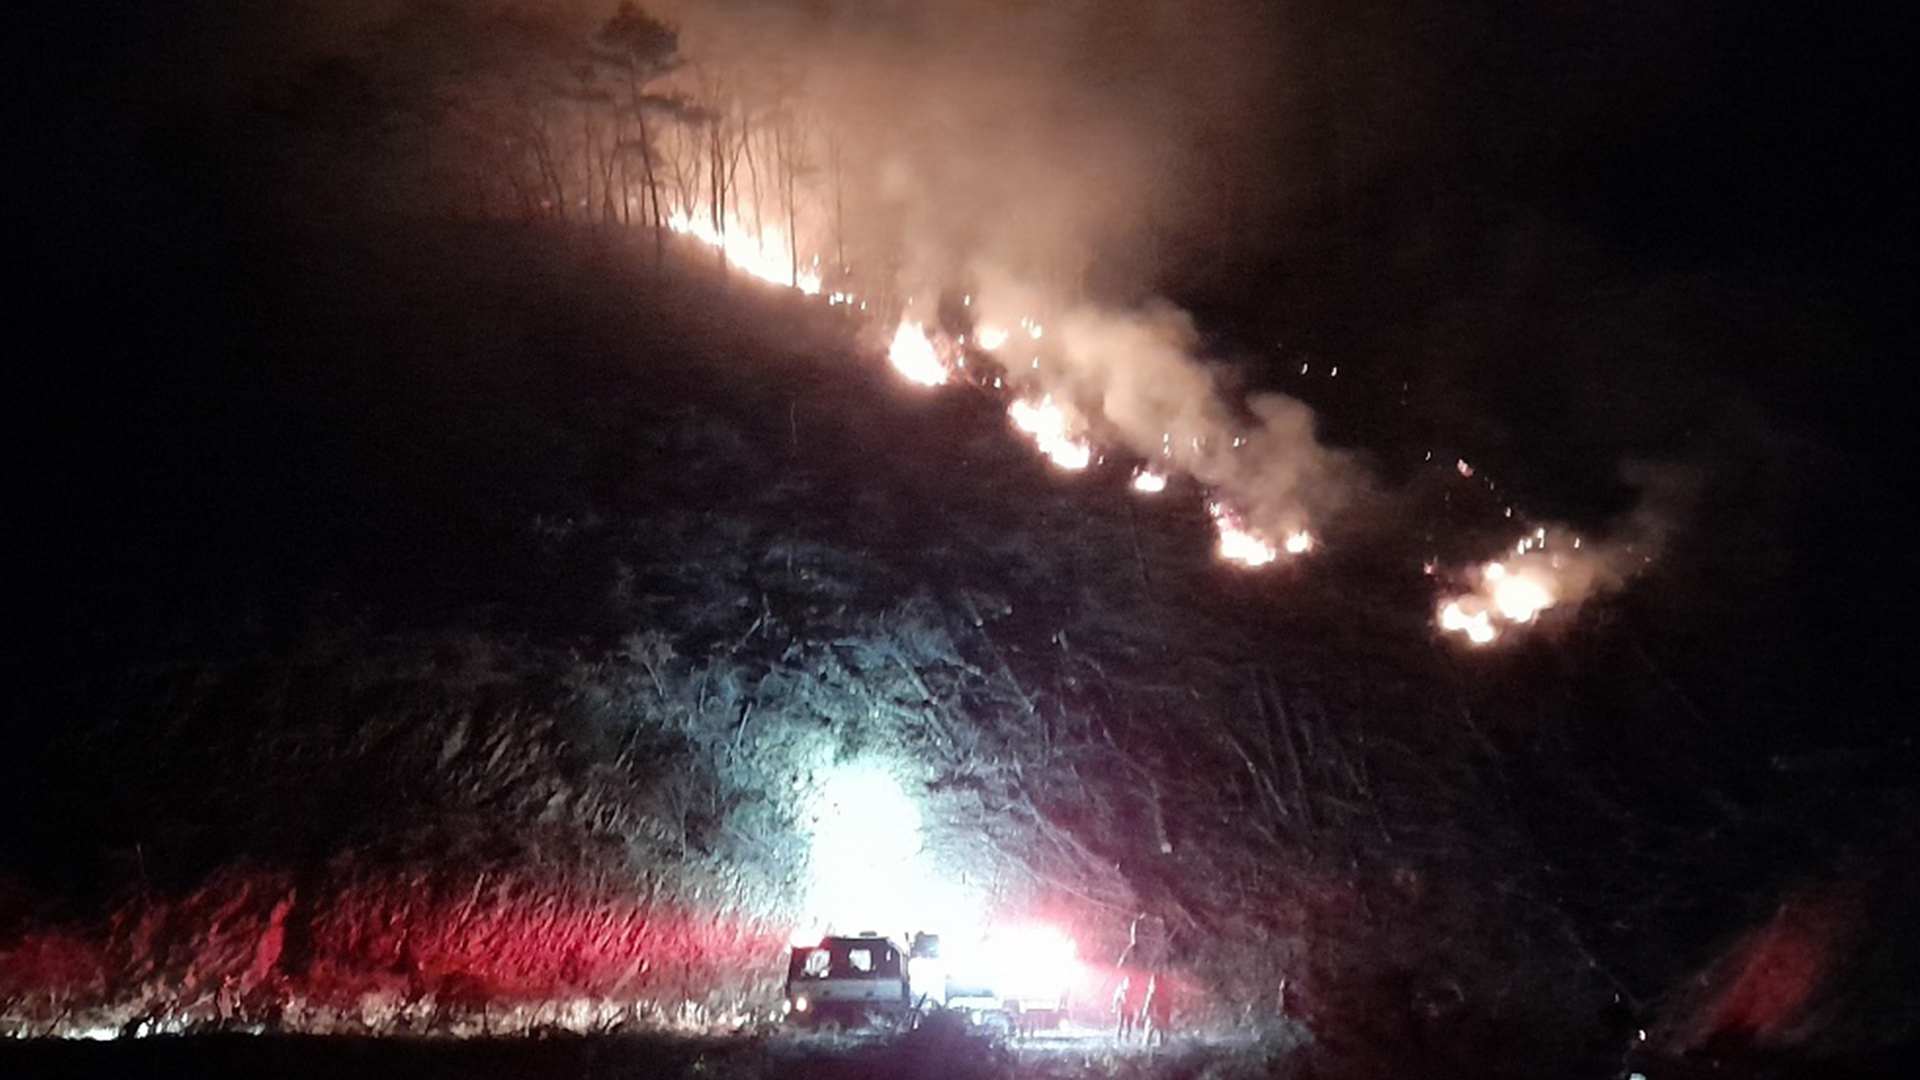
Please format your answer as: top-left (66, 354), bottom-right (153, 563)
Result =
top-left (651, 1), bottom-right (1362, 540)
top-left (208, 0), bottom-right (1832, 614)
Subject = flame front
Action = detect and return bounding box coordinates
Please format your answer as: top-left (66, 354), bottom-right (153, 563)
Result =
top-left (1209, 503), bottom-right (1282, 568)
top-left (1439, 599), bottom-right (1498, 644)
top-left (1437, 556), bottom-right (1562, 645)
top-left (653, 191), bottom-right (1602, 650)
top-left (666, 211), bottom-right (822, 295)
top-left (887, 321), bottom-right (949, 387)
top-left (1486, 562), bottom-right (1553, 623)
top-left (1007, 396), bottom-right (1092, 471)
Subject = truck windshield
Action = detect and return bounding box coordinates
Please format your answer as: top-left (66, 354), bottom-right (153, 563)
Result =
top-left (789, 939), bottom-right (903, 980)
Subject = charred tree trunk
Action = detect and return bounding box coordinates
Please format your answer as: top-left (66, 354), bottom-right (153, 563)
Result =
top-left (708, 118), bottom-right (726, 278)
top-left (742, 125), bottom-right (764, 247)
top-left (829, 135), bottom-right (845, 274)
top-left (628, 80), bottom-right (664, 266)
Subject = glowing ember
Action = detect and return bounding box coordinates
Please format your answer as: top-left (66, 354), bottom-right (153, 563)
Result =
top-left (666, 211), bottom-right (822, 294)
top-left (975, 324), bottom-right (1010, 351)
top-left (887, 321), bottom-right (948, 387)
top-left (1007, 396), bottom-right (1092, 470)
top-left (1132, 469), bottom-right (1168, 494)
top-left (1209, 503), bottom-right (1279, 567)
top-left (1284, 531), bottom-right (1314, 555)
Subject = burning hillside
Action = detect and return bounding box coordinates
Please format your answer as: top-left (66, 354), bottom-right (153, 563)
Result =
top-left (241, 0), bottom-right (1681, 649)
top-left (10, 2), bottom-right (1917, 1077)
top-left (0, 218), bottom-right (1587, 1068)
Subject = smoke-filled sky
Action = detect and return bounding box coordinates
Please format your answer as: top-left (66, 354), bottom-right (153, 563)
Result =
top-left (201, 0), bottom-right (1288, 292)
top-left (631, 1), bottom-right (1369, 545)
top-left (132, 0), bottom-right (1908, 296)
top-left (674, 0), bottom-right (1284, 282)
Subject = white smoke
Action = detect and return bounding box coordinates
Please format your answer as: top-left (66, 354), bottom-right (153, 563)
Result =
top-left (305, 1), bottom-right (1684, 627)
top-left (1436, 460), bottom-right (1697, 644)
top-left (644, 1), bottom-right (1687, 623)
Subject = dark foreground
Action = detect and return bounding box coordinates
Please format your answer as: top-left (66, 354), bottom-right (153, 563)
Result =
top-left (4, 1030), bottom-right (1917, 1080)
top-left (0, 1029), bottom-right (1202, 1080)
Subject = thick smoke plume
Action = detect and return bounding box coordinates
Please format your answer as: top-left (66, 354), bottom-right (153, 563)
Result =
top-left (661, 0), bottom-right (1278, 286)
top-left (654, 1), bottom-right (1354, 536)
top-left (268, 1), bottom-right (1682, 622)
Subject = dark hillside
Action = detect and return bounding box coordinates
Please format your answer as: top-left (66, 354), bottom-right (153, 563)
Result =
top-left (7, 208), bottom-right (1914, 1077)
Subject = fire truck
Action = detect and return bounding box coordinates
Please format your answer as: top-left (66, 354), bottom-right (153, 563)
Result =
top-left (782, 934), bottom-right (915, 1031)
top-left (783, 929), bottom-right (1075, 1035)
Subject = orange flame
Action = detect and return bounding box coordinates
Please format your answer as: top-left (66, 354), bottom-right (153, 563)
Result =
top-left (1437, 554), bottom-right (1562, 645)
top-left (1209, 503), bottom-right (1280, 567)
top-left (1008, 396), bottom-right (1092, 471)
top-left (1132, 470), bottom-right (1168, 494)
top-left (666, 210), bottom-right (822, 295)
top-left (887, 321), bottom-right (948, 387)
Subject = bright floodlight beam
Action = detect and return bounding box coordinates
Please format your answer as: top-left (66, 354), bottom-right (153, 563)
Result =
top-left (799, 758), bottom-right (982, 942)
top-left (805, 760), bottom-right (924, 933)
